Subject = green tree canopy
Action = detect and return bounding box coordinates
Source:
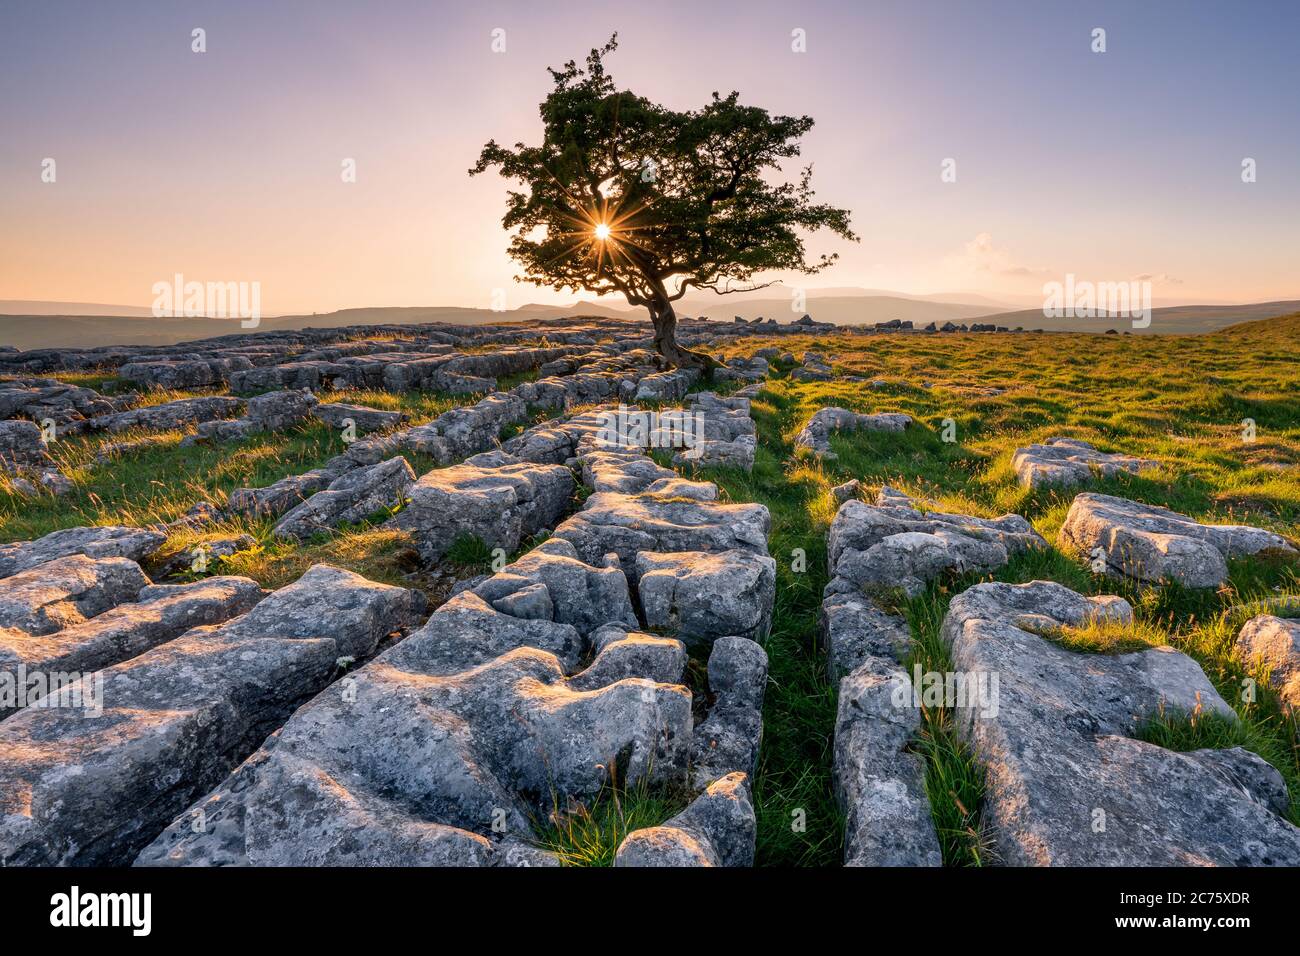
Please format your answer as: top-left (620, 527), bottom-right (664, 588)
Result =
top-left (471, 34), bottom-right (857, 369)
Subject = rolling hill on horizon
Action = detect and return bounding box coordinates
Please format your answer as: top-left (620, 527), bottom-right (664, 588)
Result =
top-left (3, 295), bottom-right (1299, 350)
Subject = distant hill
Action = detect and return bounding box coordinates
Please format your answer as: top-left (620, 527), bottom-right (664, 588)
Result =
top-left (0, 303), bottom-right (630, 350)
top-left (3, 296), bottom-right (1298, 350)
top-left (679, 295), bottom-right (1002, 327)
top-left (969, 300), bottom-right (1300, 335)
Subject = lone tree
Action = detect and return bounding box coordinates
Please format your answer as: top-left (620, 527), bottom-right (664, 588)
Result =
top-left (470, 35), bottom-right (857, 369)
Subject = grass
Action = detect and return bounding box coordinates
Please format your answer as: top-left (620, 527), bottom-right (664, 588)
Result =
top-left (5, 312), bottom-right (1299, 865)
top-left (530, 774), bottom-right (692, 866)
top-left (702, 315), bottom-right (1299, 865)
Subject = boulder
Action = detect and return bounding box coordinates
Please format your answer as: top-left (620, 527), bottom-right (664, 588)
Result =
top-left (637, 550), bottom-right (776, 647)
top-left (943, 580), bottom-right (1300, 865)
top-left (1059, 493), bottom-right (1295, 588)
top-left (614, 772), bottom-right (755, 867)
top-left (1012, 437), bottom-right (1159, 489)
top-left (0, 556), bottom-right (148, 636)
top-left (1235, 615), bottom-right (1300, 712)
top-left (0, 525), bottom-right (165, 579)
top-left (273, 456), bottom-right (416, 540)
top-left (0, 564), bottom-right (426, 865)
top-left (392, 460), bottom-right (575, 563)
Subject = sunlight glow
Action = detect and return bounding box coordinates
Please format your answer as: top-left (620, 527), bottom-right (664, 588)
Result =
top-left (594, 223), bottom-right (611, 240)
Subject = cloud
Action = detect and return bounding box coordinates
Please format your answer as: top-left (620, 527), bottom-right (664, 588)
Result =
top-left (1130, 272), bottom-right (1183, 285)
top-left (958, 233), bottom-right (1053, 278)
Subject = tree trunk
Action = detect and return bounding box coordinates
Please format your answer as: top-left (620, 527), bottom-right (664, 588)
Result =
top-left (649, 298), bottom-right (715, 372)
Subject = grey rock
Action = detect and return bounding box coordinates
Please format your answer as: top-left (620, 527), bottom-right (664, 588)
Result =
top-left (1235, 615), bottom-right (1300, 712)
top-left (943, 580), bottom-right (1300, 865)
top-left (831, 478), bottom-right (861, 504)
top-left (794, 407), bottom-right (912, 459)
top-left (0, 555), bottom-right (149, 636)
top-left (0, 576), bottom-right (266, 717)
top-left (393, 460), bottom-right (575, 563)
top-left (0, 420), bottom-right (54, 472)
top-left (313, 402), bottom-right (407, 433)
top-left (89, 396), bottom-right (244, 434)
top-left (1059, 492), bottom-right (1296, 588)
top-left (0, 525), bottom-right (165, 579)
top-left (615, 772), bottom-right (755, 867)
top-left (827, 487), bottom-right (1045, 597)
top-left (834, 656), bottom-right (942, 866)
top-left (637, 550), bottom-right (776, 647)
top-left (1012, 437), bottom-right (1159, 489)
top-left (273, 456), bottom-right (415, 540)
top-left (139, 640), bottom-right (689, 866)
top-left (0, 564), bottom-right (426, 865)
top-left (691, 638), bottom-right (767, 789)
top-left (820, 591), bottom-right (912, 680)
top-left (471, 537), bottom-right (637, 637)
top-left (553, 493), bottom-right (770, 580)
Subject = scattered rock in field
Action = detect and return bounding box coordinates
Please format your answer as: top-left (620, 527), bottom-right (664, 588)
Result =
top-left (636, 549), bottom-right (776, 647)
top-left (0, 526), bottom-right (165, 579)
top-left (634, 368), bottom-right (699, 402)
top-left (943, 580), bottom-right (1300, 865)
top-left (227, 455), bottom-right (360, 518)
top-left (790, 352), bottom-right (834, 382)
top-left (820, 591), bottom-right (913, 681)
top-left (312, 402), bottom-right (407, 433)
top-left (691, 638), bottom-right (767, 790)
top-left (1059, 492), bottom-right (1296, 588)
top-left (94, 435), bottom-right (171, 462)
top-left (0, 555), bottom-right (149, 636)
top-left (183, 388), bottom-right (318, 444)
top-left (0, 420), bottom-right (55, 472)
top-left (0, 576), bottom-right (266, 717)
top-left (826, 486), bottom-right (1045, 597)
top-left (794, 406), bottom-right (912, 459)
top-left (0, 377), bottom-right (122, 427)
top-left (391, 460), bottom-right (574, 563)
top-left (615, 772), bottom-right (756, 867)
top-left (553, 492), bottom-right (770, 580)
top-left (89, 396), bottom-right (244, 434)
top-left (0, 564), bottom-right (426, 865)
top-left (273, 456), bottom-right (415, 540)
top-left (831, 478), bottom-right (861, 504)
top-left (1235, 614), bottom-right (1300, 712)
top-left (1012, 437), bottom-right (1159, 489)
top-left (834, 656), bottom-right (942, 866)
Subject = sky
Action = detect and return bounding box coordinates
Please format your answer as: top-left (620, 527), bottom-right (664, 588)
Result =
top-left (1, 0), bottom-right (1297, 314)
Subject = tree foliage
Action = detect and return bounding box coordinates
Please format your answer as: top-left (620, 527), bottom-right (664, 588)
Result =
top-left (470, 35), bottom-right (857, 367)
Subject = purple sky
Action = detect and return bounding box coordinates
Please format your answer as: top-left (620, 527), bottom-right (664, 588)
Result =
top-left (2, 0), bottom-right (1297, 313)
